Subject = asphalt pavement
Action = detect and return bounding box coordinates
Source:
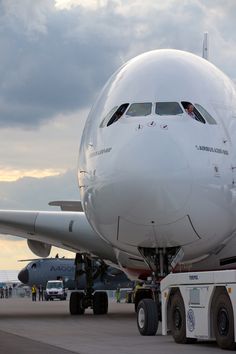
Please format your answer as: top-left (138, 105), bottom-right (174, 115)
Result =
top-left (0, 298), bottom-right (225, 354)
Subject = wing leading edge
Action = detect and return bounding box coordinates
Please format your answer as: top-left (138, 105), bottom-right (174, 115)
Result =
top-left (0, 210), bottom-right (117, 263)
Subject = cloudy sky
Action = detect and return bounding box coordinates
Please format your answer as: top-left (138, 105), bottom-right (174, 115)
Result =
top-left (0, 0), bottom-right (236, 270)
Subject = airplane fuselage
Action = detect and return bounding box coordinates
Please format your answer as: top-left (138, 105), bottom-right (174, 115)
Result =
top-left (78, 49), bottom-right (236, 275)
top-left (18, 258), bottom-right (133, 289)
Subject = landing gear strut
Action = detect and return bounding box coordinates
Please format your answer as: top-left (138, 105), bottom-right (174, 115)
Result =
top-left (69, 253), bottom-right (108, 316)
top-left (136, 247), bottom-right (182, 335)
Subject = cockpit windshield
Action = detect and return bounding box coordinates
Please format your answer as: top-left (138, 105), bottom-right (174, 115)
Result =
top-left (106, 103), bottom-right (129, 127)
top-left (155, 102), bottom-right (183, 115)
top-left (194, 104), bottom-right (217, 124)
top-left (126, 102), bottom-right (152, 117)
top-left (101, 100), bottom-right (217, 127)
top-left (100, 106), bottom-right (118, 128)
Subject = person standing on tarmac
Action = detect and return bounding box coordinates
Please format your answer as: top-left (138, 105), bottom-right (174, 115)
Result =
top-left (115, 287), bottom-right (121, 303)
top-left (31, 285), bottom-right (37, 301)
top-left (9, 286), bottom-right (12, 298)
top-left (38, 285), bottom-right (44, 301)
top-left (5, 286), bottom-right (8, 298)
top-left (133, 281), bottom-right (143, 302)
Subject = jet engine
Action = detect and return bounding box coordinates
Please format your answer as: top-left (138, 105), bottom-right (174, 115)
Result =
top-left (27, 239), bottom-right (51, 257)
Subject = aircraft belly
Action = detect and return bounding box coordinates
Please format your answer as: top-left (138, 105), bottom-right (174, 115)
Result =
top-left (117, 214), bottom-right (200, 248)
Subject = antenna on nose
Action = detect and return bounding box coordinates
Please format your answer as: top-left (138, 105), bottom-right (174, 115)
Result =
top-left (202, 32), bottom-right (209, 60)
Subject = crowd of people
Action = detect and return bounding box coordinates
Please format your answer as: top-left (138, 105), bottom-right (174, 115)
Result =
top-left (0, 285), bottom-right (13, 298)
top-left (0, 284), bottom-right (45, 300)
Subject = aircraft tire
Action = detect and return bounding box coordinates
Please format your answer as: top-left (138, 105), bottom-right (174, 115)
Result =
top-left (137, 299), bottom-right (158, 336)
top-left (213, 292), bottom-right (236, 350)
top-left (170, 291), bottom-right (186, 343)
top-left (170, 291), bottom-right (196, 344)
top-left (93, 291), bottom-right (108, 315)
top-left (70, 292), bottom-right (85, 315)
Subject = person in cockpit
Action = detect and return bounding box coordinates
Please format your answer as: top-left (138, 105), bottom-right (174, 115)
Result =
top-left (185, 103), bottom-right (197, 119)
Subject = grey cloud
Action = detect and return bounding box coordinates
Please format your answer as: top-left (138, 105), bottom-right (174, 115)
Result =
top-left (0, 0), bottom-right (51, 36)
top-left (0, 2), bottom-right (131, 127)
top-left (0, 168), bottom-right (79, 210)
top-left (0, 108), bottom-right (87, 172)
top-left (0, 0), bottom-right (236, 128)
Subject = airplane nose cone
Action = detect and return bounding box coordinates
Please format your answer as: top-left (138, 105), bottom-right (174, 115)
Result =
top-left (18, 268), bottom-right (29, 284)
top-left (112, 131), bottom-right (192, 223)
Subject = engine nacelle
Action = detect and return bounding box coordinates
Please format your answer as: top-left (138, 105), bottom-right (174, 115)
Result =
top-left (27, 239), bottom-right (51, 257)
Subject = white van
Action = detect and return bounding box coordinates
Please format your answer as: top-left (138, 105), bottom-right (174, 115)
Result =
top-left (45, 280), bottom-right (67, 301)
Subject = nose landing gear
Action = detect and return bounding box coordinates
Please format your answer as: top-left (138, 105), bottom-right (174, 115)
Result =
top-left (69, 253), bottom-right (108, 316)
top-left (136, 247), bottom-right (182, 335)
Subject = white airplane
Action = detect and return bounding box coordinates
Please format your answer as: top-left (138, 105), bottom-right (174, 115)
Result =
top-left (1, 35), bottom-right (236, 339)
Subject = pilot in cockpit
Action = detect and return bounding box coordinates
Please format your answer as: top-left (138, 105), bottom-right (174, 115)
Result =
top-left (185, 103), bottom-right (197, 119)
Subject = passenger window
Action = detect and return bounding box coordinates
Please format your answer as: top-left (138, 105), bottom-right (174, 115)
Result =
top-left (155, 102), bottom-right (183, 115)
top-left (181, 101), bottom-right (206, 124)
top-left (100, 106), bottom-right (118, 128)
top-left (107, 103), bottom-right (129, 126)
top-left (126, 102), bottom-right (152, 117)
top-left (194, 104), bottom-right (217, 125)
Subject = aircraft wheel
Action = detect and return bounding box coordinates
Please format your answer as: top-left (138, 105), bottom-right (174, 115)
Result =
top-left (70, 292), bottom-right (85, 315)
top-left (93, 292), bottom-right (108, 315)
top-left (170, 291), bottom-right (189, 343)
top-left (137, 299), bottom-right (158, 336)
top-left (213, 292), bottom-right (236, 350)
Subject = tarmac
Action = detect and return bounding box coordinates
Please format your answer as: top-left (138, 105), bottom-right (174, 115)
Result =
top-left (0, 297), bottom-right (228, 354)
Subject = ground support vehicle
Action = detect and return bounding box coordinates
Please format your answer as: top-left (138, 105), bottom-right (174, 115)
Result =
top-left (45, 280), bottom-right (67, 301)
top-left (161, 270), bottom-right (236, 350)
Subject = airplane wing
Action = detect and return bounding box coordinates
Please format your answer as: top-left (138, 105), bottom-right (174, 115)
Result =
top-left (0, 210), bottom-right (117, 263)
top-left (48, 200), bottom-right (83, 211)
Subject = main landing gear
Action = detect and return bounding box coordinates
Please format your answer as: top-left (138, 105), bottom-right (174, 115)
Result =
top-left (136, 247), bottom-right (181, 336)
top-left (69, 253), bottom-right (108, 316)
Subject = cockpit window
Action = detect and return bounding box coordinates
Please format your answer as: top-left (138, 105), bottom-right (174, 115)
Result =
top-left (100, 106), bottom-right (118, 128)
top-left (107, 103), bottom-right (129, 126)
top-left (181, 101), bottom-right (206, 124)
top-left (126, 102), bottom-right (152, 117)
top-left (194, 104), bottom-right (217, 125)
top-left (31, 263), bottom-right (37, 269)
top-left (155, 102), bottom-right (183, 116)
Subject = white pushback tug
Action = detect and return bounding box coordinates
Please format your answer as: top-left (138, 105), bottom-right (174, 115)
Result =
top-left (160, 270), bottom-right (236, 350)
